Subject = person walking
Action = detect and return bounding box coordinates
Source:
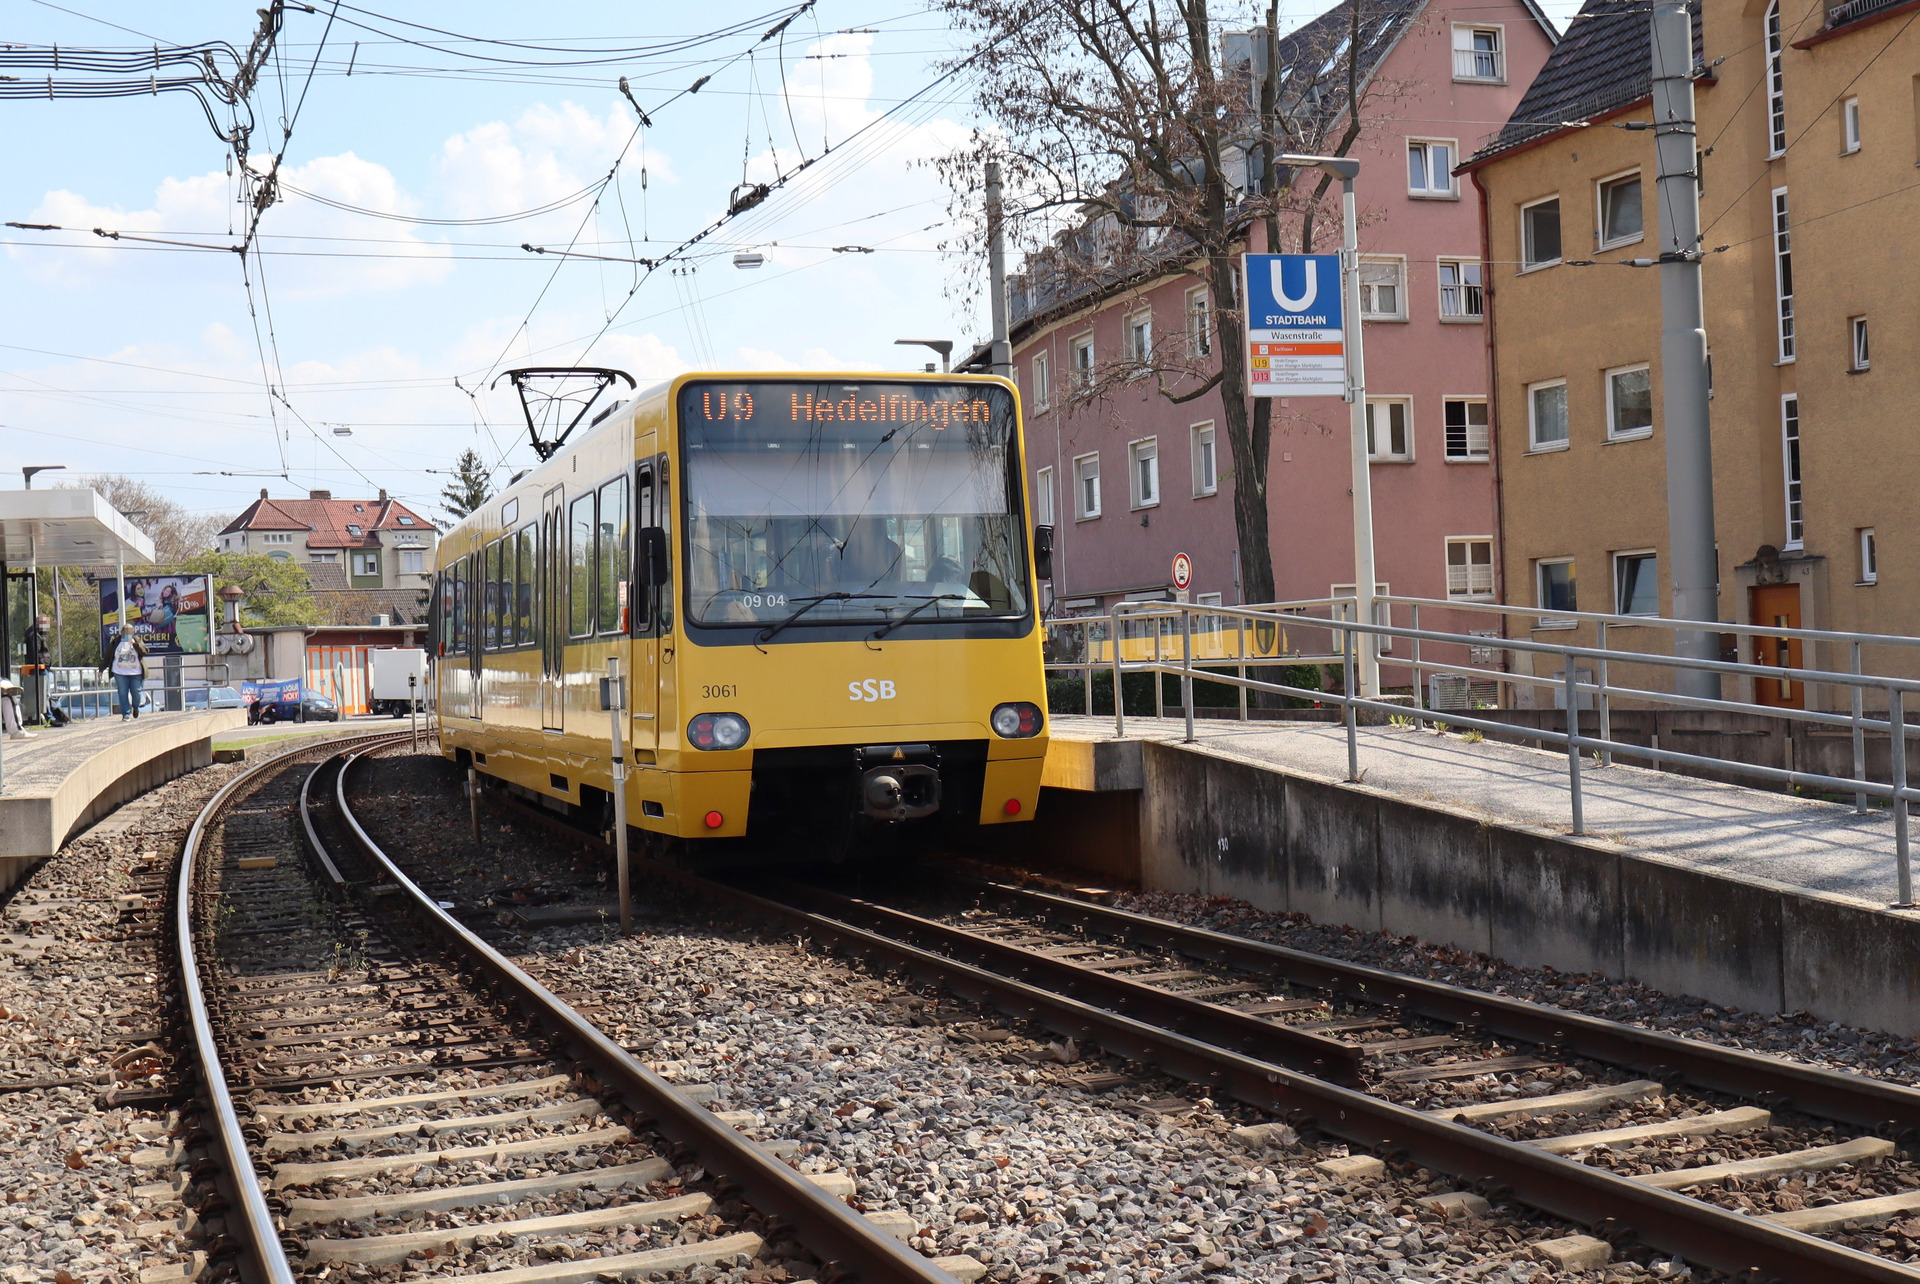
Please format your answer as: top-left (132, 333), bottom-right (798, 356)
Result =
top-left (102, 623), bottom-right (149, 720)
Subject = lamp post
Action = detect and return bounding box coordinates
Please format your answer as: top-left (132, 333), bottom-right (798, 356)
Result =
top-left (21, 467), bottom-right (64, 636)
top-left (1280, 154), bottom-right (1376, 697)
top-left (893, 339), bottom-right (953, 373)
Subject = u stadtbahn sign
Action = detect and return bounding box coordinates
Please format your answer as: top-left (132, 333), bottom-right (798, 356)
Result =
top-left (1244, 253), bottom-right (1346, 398)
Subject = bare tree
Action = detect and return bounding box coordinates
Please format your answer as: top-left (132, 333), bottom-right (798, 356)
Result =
top-left (63, 475), bottom-right (227, 563)
top-left (936, 0), bottom-right (1400, 603)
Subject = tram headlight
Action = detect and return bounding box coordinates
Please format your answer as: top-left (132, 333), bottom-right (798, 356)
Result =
top-left (990, 702), bottom-right (1043, 738)
top-left (688, 712), bottom-right (750, 750)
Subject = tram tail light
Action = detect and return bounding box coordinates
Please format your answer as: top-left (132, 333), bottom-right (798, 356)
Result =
top-left (688, 712), bottom-right (750, 750)
top-left (704, 810), bottom-right (725, 829)
top-left (989, 702), bottom-right (1043, 738)
top-left (1003, 797), bottom-right (1022, 816)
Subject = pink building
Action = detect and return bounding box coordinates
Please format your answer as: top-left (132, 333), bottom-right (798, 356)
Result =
top-left (1010, 0), bottom-right (1556, 630)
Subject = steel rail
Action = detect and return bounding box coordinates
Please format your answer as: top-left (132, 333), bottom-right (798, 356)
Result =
top-left (327, 748), bottom-right (957, 1284)
top-left (959, 876), bottom-right (1920, 1137)
top-left (764, 879), bottom-right (1364, 1084)
top-left (634, 858), bottom-right (1920, 1283)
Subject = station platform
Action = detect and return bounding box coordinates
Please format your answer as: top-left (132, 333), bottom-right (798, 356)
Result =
top-left (1040, 714), bottom-right (1920, 1035)
top-left (0, 710), bottom-right (246, 887)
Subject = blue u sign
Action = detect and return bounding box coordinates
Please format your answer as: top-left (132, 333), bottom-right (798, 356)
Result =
top-left (1244, 254), bottom-right (1343, 329)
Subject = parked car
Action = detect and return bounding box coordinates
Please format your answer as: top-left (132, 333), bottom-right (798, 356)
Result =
top-left (51, 688), bottom-right (153, 720)
top-left (183, 686), bottom-right (244, 711)
top-left (257, 686), bottom-right (340, 724)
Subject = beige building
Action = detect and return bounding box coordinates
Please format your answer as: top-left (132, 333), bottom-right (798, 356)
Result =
top-left (219, 488), bottom-right (437, 592)
top-left (1462, 0), bottom-right (1920, 708)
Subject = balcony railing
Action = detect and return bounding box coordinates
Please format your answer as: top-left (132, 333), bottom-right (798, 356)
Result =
top-left (1827, 0), bottom-right (1906, 26)
top-left (1452, 48), bottom-right (1503, 80)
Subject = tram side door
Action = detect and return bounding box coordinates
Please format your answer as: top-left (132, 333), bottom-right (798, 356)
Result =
top-left (628, 460), bottom-right (660, 756)
top-left (540, 485), bottom-right (566, 731)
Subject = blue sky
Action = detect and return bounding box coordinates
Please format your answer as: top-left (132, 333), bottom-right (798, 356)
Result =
top-left (0, 0), bottom-right (1580, 528)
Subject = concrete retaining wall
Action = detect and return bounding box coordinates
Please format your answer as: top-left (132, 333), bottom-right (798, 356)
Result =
top-left (1120, 739), bottom-right (1920, 1036)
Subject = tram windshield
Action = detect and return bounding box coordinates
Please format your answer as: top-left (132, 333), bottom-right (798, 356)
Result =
top-left (679, 380), bottom-right (1028, 632)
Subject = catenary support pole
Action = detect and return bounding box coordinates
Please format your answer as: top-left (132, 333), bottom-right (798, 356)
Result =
top-left (1893, 685), bottom-right (1911, 908)
top-left (468, 764), bottom-right (481, 844)
top-left (1340, 174), bottom-right (1378, 698)
top-left (1651, 0), bottom-right (1721, 699)
top-left (986, 160), bottom-right (1012, 378)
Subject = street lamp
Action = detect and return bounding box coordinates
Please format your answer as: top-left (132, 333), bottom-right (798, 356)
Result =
top-left (894, 339), bottom-right (952, 373)
top-left (22, 465), bottom-right (65, 489)
top-left (1279, 153), bottom-right (1377, 698)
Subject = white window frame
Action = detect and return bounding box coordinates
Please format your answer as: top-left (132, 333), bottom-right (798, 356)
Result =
top-left (1071, 333), bottom-right (1095, 388)
top-left (1185, 287), bottom-right (1212, 357)
top-left (1358, 255), bottom-right (1409, 321)
top-left (1365, 397), bottom-right (1414, 462)
top-left (1521, 196), bottom-right (1562, 271)
top-left (1527, 378), bottom-right (1569, 451)
top-left (1765, 0), bottom-right (1786, 157)
top-left (1124, 310), bottom-right (1153, 365)
top-left (1073, 451), bottom-right (1102, 520)
top-left (1772, 187), bottom-right (1794, 362)
top-left (1452, 23), bottom-right (1505, 83)
top-left (1330, 581), bottom-right (1394, 652)
top-left (400, 549), bottom-right (425, 575)
top-left (1843, 96), bottom-right (1861, 154)
top-left (1034, 465), bottom-right (1055, 527)
top-left (1437, 257), bottom-right (1483, 320)
top-left (1780, 395), bottom-right (1804, 550)
top-left (352, 550), bottom-right (380, 577)
top-left (1613, 550), bottom-right (1659, 616)
top-left (1443, 396), bottom-right (1490, 461)
top-left (1407, 139), bottom-right (1459, 197)
top-left (1595, 169), bottom-right (1645, 249)
top-left (1605, 363), bottom-right (1654, 441)
top-left (1031, 351), bottom-right (1051, 412)
top-left (1535, 558), bottom-right (1577, 626)
top-left (1860, 527), bottom-right (1879, 584)
top-left (1851, 315), bottom-right (1870, 371)
top-left (1445, 537), bottom-right (1496, 602)
top-left (1190, 421), bottom-right (1218, 497)
top-left (1127, 437), bottom-right (1160, 509)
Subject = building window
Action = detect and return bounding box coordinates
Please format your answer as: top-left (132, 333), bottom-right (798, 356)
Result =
top-left (1186, 287), bottom-right (1212, 356)
top-left (1606, 364), bottom-right (1653, 440)
top-left (1781, 395), bottom-right (1804, 549)
top-left (1597, 172), bottom-right (1643, 247)
top-left (309, 552), bottom-right (337, 562)
top-left (1124, 311), bottom-right (1152, 364)
top-left (268, 550), bottom-right (291, 562)
top-left (1359, 257), bottom-right (1407, 320)
top-left (1446, 538), bottom-right (1495, 600)
top-left (1408, 140), bottom-right (1457, 196)
top-left (1614, 551), bottom-right (1658, 615)
top-left (1031, 351), bottom-right (1051, 412)
top-left (1851, 316), bottom-right (1870, 370)
top-left (1444, 398), bottom-right (1489, 460)
top-left (1074, 452), bottom-right (1101, 519)
top-left (1843, 97), bottom-right (1861, 153)
top-left (1522, 197), bottom-right (1561, 269)
top-left (1536, 558), bottom-right (1577, 621)
top-left (1191, 422), bottom-right (1218, 496)
top-left (400, 550), bottom-right (425, 575)
top-left (1765, 0), bottom-right (1786, 156)
top-left (1438, 259), bottom-right (1482, 319)
top-left (1034, 465), bottom-right (1055, 526)
top-left (1071, 334), bottom-right (1094, 389)
top-left (1128, 438), bottom-right (1160, 508)
top-left (1860, 528), bottom-right (1879, 584)
top-left (397, 515), bottom-right (416, 525)
top-left (1528, 379), bottom-right (1569, 450)
top-left (352, 551), bottom-right (380, 577)
top-left (1365, 398), bottom-right (1413, 461)
top-left (1773, 187), bottom-right (1794, 361)
top-left (1452, 24), bottom-right (1504, 81)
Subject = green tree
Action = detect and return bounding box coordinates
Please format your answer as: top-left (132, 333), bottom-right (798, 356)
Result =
top-left (175, 551), bottom-right (321, 627)
top-left (439, 448), bottom-right (493, 523)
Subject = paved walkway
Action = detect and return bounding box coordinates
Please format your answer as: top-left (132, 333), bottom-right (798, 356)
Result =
top-left (1052, 714), bottom-right (1912, 905)
top-left (0, 713), bottom-right (204, 794)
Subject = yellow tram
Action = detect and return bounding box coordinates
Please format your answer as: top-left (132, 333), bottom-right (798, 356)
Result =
top-left (431, 372), bottom-right (1051, 850)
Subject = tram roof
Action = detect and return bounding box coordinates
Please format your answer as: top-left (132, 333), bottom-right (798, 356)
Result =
top-left (0, 488), bottom-right (156, 569)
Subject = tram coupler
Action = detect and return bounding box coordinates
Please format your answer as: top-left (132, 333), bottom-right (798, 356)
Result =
top-left (855, 743), bottom-right (941, 822)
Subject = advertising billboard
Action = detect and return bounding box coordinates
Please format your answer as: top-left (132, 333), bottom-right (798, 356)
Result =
top-left (99, 575), bottom-right (212, 656)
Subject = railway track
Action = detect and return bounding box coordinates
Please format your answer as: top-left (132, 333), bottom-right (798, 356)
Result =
top-left (169, 736), bottom-right (969, 1284)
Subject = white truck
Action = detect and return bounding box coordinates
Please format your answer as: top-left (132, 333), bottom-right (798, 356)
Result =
top-left (368, 647), bottom-right (428, 716)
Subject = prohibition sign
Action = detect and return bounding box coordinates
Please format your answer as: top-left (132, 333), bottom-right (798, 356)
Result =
top-left (1171, 552), bottom-right (1193, 591)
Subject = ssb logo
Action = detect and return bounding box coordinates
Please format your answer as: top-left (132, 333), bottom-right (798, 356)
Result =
top-left (849, 679), bottom-right (898, 702)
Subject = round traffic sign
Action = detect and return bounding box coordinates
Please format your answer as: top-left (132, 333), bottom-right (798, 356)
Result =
top-left (1171, 552), bottom-right (1192, 591)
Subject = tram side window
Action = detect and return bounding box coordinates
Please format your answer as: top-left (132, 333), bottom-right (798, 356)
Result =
top-left (500, 537), bottom-right (518, 651)
top-left (568, 492), bottom-right (596, 637)
top-left (482, 541), bottom-right (500, 651)
top-left (598, 475), bottom-right (629, 635)
top-left (452, 558), bottom-right (469, 655)
top-left (437, 571), bottom-right (457, 655)
top-left (516, 526), bottom-right (535, 646)
top-left (633, 468), bottom-right (653, 631)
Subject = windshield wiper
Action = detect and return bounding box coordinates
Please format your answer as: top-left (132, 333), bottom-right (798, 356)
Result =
top-left (755, 592), bottom-right (889, 647)
top-left (867, 593), bottom-right (964, 643)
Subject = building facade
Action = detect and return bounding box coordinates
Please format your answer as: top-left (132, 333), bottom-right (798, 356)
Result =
top-left (1012, 0), bottom-right (1555, 635)
top-left (1463, 0), bottom-right (1920, 707)
top-left (219, 488), bottom-right (437, 591)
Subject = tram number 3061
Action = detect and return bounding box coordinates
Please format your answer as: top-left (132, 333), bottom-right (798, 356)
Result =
top-left (849, 679), bottom-right (898, 702)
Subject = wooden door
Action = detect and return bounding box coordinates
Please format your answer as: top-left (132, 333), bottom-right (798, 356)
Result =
top-left (1750, 583), bottom-right (1804, 709)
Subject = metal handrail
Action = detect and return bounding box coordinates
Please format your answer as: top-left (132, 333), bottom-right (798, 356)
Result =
top-left (1041, 598), bottom-right (1920, 905)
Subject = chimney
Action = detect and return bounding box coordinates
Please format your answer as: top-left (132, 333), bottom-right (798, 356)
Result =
top-left (260, 488), bottom-right (269, 499)
top-left (309, 489), bottom-right (332, 501)
top-left (378, 489), bottom-right (388, 502)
